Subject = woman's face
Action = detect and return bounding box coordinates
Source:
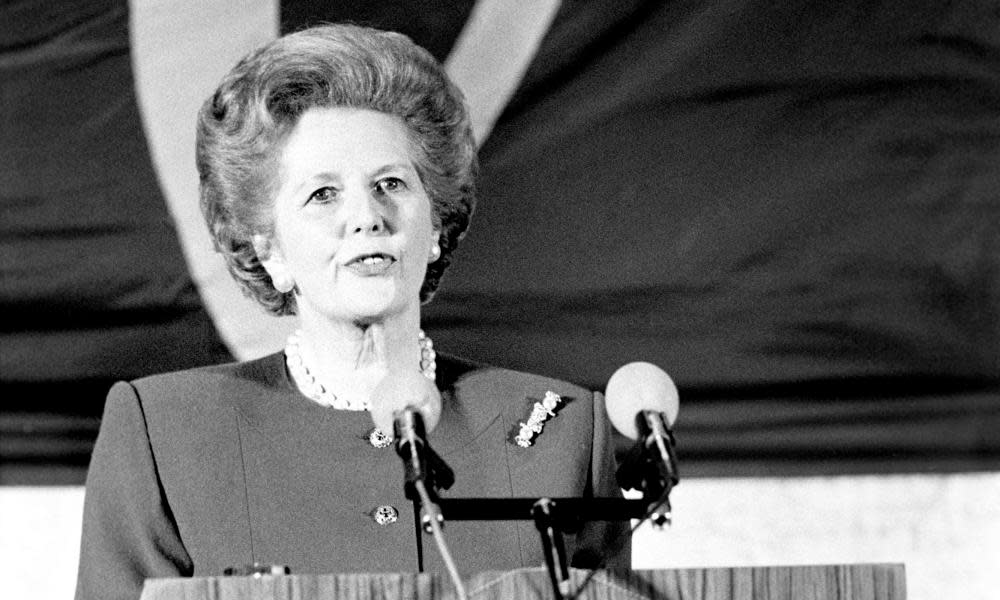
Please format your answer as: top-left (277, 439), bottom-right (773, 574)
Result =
top-left (257, 107), bottom-right (438, 326)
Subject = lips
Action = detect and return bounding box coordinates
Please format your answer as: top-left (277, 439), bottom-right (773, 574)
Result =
top-left (344, 252), bottom-right (397, 276)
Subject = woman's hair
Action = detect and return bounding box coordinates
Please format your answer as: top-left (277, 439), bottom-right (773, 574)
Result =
top-left (196, 24), bottom-right (477, 315)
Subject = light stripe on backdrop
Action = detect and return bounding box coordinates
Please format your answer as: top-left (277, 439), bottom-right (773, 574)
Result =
top-left (129, 0), bottom-right (288, 360)
top-left (445, 0), bottom-right (562, 145)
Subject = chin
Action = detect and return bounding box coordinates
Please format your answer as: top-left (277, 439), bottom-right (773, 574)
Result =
top-left (316, 280), bottom-right (420, 323)
top-left (339, 297), bottom-right (408, 324)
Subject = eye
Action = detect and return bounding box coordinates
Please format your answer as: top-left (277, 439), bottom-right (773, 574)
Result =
top-left (374, 177), bottom-right (406, 195)
top-left (308, 186), bottom-right (337, 204)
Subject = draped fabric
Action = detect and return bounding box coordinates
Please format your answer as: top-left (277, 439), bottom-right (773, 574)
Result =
top-left (421, 0), bottom-right (1000, 473)
top-left (1, 0), bottom-right (230, 382)
top-left (2, 0), bottom-right (998, 482)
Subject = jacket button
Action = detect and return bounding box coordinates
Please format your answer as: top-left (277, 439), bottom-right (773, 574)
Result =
top-left (373, 505), bottom-right (399, 525)
top-left (368, 428), bottom-right (393, 448)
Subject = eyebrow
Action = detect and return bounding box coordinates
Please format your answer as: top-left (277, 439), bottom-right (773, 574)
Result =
top-left (288, 172), bottom-right (340, 197)
top-left (370, 163), bottom-right (417, 178)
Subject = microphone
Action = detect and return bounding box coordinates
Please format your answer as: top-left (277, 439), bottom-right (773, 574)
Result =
top-left (371, 371), bottom-right (458, 579)
top-left (370, 371), bottom-right (453, 500)
top-left (604, 362), bottom-right (680, 524)
top-left (370, 370), bottom-right (442, 437)
top-left (605, 362), bottom-right (679, 439)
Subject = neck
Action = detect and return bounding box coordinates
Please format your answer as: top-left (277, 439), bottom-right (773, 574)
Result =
top-left (293, 308), bottom-right (423, 403)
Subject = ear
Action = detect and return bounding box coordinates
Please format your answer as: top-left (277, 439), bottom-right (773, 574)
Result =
top-left (253, 234), bottom-right (294, 293)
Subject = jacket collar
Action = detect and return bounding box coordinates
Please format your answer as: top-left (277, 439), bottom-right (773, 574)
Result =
top-left (230, 351), bottom-right (502, 456)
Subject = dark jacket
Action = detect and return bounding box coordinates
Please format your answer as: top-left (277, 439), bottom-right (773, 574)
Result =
top-left (75, 352), bottom-right (629, 600)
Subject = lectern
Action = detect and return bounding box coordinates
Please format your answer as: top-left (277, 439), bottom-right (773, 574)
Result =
top-left (139, 564), bottom-right (905, 600)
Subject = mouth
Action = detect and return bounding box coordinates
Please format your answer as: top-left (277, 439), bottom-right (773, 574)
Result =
top-left (344, 252), bottom-right (398, 276)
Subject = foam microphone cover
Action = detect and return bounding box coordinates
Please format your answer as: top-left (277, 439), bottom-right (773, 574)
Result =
top-left (370, 370), bottom-right (442, 436)
top-left (604, 362), bottom-right (679, 440)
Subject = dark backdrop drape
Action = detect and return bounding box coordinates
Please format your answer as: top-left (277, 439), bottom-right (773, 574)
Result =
top-left (1, 0), bottom-right (998, 483)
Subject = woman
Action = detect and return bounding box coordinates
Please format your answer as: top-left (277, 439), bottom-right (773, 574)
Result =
top-left (75, 24), bottom-right (628, 600)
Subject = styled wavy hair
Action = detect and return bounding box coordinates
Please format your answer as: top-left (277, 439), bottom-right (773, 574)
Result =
top-left (196, 24), bottom-right (477, 315)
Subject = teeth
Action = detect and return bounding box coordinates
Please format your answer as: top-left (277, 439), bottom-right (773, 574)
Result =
top-left (361, 256), bottom-right (385, 264)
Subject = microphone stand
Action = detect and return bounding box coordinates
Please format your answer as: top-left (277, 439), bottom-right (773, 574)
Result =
top-left (533, 498), bottom-right (570, 600)
top-left (432, 496), bottom-right (649, 600)
top-left (615, 410), bottom-right (679, 526)
top-left (392, 411), bottom-right (455, 571)
top-left (391, 410), bottom-right (467, 599)
top-left (394, 410), bottom-right (678, 600)
top-left (434, 497), bottom-right (649, 522)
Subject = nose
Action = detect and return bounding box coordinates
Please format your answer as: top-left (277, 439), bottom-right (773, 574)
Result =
top-left (342, 188), bottom-right (388, 236)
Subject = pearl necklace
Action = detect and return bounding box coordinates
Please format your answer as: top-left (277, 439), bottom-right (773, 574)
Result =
top-left (284, 329), bottom-right (437, 410)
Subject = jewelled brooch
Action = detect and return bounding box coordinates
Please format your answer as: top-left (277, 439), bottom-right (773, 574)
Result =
top-left (514, 391), bottom-right (563, 447)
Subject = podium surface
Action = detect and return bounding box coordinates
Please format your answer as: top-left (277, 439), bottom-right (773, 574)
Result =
top-left (140, 564), bottom-right (905, 600)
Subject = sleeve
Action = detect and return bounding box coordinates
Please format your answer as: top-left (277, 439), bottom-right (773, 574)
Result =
top-left (75, 381), bottom-right (193, 600)
top-left (569, 389), bottom-right (632, 570)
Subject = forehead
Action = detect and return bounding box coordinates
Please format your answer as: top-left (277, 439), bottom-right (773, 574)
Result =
top-left (278, 107), bottom-right (417, 175)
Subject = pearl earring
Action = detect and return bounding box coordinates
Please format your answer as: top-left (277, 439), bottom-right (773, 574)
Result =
top-left (272, 272), bottom-right (295, 293)
top-left (429, 244), bottom-right (441, 263)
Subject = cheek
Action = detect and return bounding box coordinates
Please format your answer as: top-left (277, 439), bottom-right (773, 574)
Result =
top-left (275, 220), bottom-right (327, 269)
top-left (401, 199), bottom-right (433, 236)
top-left (421, 198), bottom-right (438, 235)
top-left (427, 199), bottom-right (441, 229)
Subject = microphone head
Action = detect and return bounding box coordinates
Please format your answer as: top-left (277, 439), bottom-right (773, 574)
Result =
top-left (604, 362), bottom-right (679, 440)
top-left (370, 370), bottom-right (442, 436)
